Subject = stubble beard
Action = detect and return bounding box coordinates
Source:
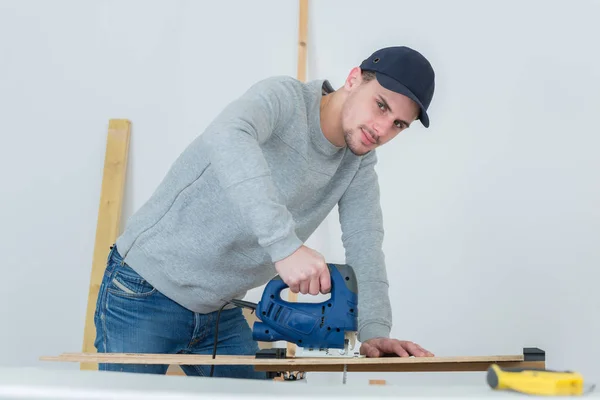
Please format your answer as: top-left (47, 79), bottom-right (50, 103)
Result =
top-left (344, 128), bottom-right (370, 156)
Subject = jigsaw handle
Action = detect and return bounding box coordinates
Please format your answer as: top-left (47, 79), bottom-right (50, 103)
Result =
top-left (264, 263), bottom-right (357, 301)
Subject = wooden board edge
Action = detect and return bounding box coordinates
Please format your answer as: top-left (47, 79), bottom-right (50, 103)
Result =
top-left (42, 352), bottom-right (525, 364)
top-left (254, 360), bottom-right (546, 373)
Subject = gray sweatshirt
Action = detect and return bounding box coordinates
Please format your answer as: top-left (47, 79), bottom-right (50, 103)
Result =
top-left (116, 76), bottom-right (392, 342)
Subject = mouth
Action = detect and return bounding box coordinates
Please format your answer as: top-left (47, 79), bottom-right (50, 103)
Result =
top-left (360, 127), bottom-right (377, 145)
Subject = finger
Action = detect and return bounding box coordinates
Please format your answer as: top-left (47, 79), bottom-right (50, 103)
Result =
top-left (404, 341), bottom-right (425, 357)
top-left (368, 339), bottom-right (408, 357)
top-left (417, 344), bottom-right (434, 357)
top-left (368, 339), bottom-right (390, 355)
top-left (360, 343), bottom-right (381, 358)
top-left (391, 341), bottom-right (411, 357)
top-left (308, 277), bottom-right (320, 295)
top-left (288, 283), bottom-right (300, 294)
top-left (374, 339), bottom-right (410, 357)
top-left (299, 280), bottom-right (309, 295)
top-left (320, 268), bottom-right (331, 294)
top-left (367, 347), bottom-right (381, 358)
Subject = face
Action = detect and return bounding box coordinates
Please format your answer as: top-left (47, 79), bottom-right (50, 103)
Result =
top-left (340, 68), bottom-right (420, 156)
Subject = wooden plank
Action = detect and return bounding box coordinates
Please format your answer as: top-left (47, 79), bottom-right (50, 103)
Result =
top-left (41, 352), bottom-right (544, 373)
top-left (255, 360), bottom-right (546, 373)
top-left (296, 0), bottom-right (308, 82)
top-left (41, 352), bottom-right (528, 365)
top-left (287, 0), bottom-right (309, 360)
top-left (80, 119), bottom-right (131, 370)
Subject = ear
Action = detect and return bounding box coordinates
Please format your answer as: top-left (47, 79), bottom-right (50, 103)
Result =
top-left (343, 66), bottom-right (363, 91)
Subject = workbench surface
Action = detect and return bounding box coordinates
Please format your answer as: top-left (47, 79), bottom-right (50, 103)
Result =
top-left (0, 366), bottom-right (596, 399)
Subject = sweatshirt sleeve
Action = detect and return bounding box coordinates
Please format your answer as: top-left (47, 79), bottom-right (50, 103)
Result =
top-left (337, 150), bottom-right (392, 342)
top-left (200, 77), bottom-right (303, 263)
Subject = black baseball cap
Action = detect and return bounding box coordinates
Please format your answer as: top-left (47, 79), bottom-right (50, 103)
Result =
top-left (360, 46), bottom-right (435, 127)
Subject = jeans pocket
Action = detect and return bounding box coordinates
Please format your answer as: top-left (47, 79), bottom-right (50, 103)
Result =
top-left (107, 265), bottom-right (157, 298)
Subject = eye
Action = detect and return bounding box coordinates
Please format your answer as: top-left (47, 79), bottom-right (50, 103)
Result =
top-left (376, 101), bottom-right (385, 111)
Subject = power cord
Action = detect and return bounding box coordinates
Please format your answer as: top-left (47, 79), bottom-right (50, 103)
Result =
top-left (209, 299), bottom-right (257, 377)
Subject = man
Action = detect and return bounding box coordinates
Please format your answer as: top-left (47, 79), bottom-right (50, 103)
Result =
top-left (93, 45), bottom-right (436, 379)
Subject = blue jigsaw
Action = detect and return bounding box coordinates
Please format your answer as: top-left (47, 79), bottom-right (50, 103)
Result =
top-left (251, 263), bottom-right (359, 356)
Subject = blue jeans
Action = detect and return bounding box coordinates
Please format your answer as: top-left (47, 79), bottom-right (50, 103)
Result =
top-left (93, 245), bottom-right (267, 379)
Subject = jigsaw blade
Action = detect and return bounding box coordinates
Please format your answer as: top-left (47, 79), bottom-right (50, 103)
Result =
top-left (346, 331), bottom-right (357, 351)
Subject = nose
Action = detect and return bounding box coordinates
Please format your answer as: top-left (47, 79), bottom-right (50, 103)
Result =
top-left (372, 121), bottom-right (382, 137)
top-left (368, 125), bottom-right (380, 144)
top-left (372, 118), bottom-right (393, 139)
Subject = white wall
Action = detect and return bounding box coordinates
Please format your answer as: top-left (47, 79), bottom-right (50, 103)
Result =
top-left (1, 0), bottom-right (599, 386)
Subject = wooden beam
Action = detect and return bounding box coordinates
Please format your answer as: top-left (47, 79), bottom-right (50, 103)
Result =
top-left (41, 352), bottom-right (545, 373)
top-left (296, 0), bottom-right (308, 82)
top-left (257, 360), bottom-right (546, 373)
top-left (287, 0), bottom-right (309, 361)
top-left (81, 119), bottom-right (131, 370)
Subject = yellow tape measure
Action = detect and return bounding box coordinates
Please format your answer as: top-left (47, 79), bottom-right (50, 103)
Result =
top-left (487, 364), bottom-right (588, 396)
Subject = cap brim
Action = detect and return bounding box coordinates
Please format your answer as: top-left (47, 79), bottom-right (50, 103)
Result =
top-left (374, 72), bottom-right (430, 128)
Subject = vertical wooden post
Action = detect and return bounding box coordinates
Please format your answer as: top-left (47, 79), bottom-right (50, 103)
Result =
top-left (81, 119), bottom-right (131, 370)
top-left (296, 0), bottom-right (308, 83)
top-left (287, 0), bottom-right (308, 359)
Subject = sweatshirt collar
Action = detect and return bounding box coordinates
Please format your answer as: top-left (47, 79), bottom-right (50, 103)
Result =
top-left (309, 79), bottom-right (344, 156)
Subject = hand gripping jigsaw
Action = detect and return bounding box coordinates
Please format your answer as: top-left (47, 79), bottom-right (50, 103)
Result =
top-left (250, 263), bottom-right (359, 357)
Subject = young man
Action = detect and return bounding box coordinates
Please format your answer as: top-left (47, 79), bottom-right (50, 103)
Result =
top-left (93, 45), bottom-right (436, 379)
